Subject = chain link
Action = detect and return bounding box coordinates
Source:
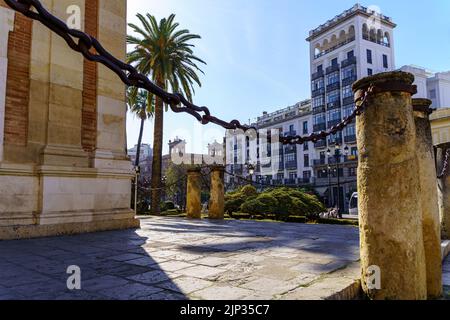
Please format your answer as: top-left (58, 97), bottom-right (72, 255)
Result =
top-left (438, 149), bottom-right (450, 179)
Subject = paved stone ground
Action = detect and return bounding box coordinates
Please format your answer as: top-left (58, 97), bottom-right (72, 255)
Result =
top-left (0, 217), bottom-right (362, 300)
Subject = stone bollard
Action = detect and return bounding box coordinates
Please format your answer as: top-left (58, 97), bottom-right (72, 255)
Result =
top-left (413, 98), bottom-right (442, 299)
top-left (437, 144), bottom-right (450, 239)
top-left (209, 166), bottom-right (225, 219)
top-left (186, 168), bottom-right (202, 219)
top-left (352, 71), bottom-right (427, 300)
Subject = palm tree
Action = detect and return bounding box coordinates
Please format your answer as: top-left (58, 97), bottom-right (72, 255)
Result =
top-left (127, 87), bottom-right (153, 168)
top-left (127, 13), bottom-right (206, 215)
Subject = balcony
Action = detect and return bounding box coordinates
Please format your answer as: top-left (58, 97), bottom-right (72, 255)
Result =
top-left (328, 136), bottom-right (343, 145)
top-left (285, 161), bottom-right (298, 170)
top-left (312, 87), bottom-right (325, 97)
top-left (284, 145), bottom-right (296, 154)
top-left (342, 96), bottom-right (354, 106)
top-left (327, 100), bottom-right (341, 110)
top-left (313, 158), bottom-right (327, 166)
top-left (326, 82), bottom-right (340, 92)
top-left (313, 123), bottom-right (326, 132)
top-left (344, 135), bottom-right (357, 143)
top-left (342, 75), bottom-right (357, 87)
top-left (284, 131), bottom-right (297, 137)
top-left (341, 56), bottom-right (357, 68)
top-left (314, 37), bottom-right (356, 60)
top-left (311, 70), bottom-right (324, 80)
top-left (284, 178), bottom-right (297, 185)
top-left (312, 105), bottom-right (325, 115)
top-left (314, 140), bottom-right (327, 149)
top-left (326, 64), bottom-right (340, 75)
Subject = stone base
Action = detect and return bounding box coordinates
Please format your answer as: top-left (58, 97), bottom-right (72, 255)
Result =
top-left (0, 213), bottom-right (140, 240)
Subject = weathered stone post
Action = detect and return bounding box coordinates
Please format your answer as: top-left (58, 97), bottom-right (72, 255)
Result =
top-left (353, 71), bottom-right (427, 300)
top-left (437, 144), bottom-right (450, 239)
top-left (186, 168), bottom-right (202, 219)
top-left (209, 166), bottom-right (225, 219)
top-left (412, 98), bottom-right (442, 299)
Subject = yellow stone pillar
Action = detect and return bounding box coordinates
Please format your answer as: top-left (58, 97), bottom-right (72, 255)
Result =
top-left (437, 144), bottom-right (450, 239)
top-left (413, 98), bottom-right (442, 299)
top-left (209, 166), bottom-right (225, 220)
top-left (353, 71), bottom-right (427, 300)
top-left (187, 168), bottom-right (202, 219)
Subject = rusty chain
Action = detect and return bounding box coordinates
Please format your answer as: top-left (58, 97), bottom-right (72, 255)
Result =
top-left (5, 0), bottom-right (448, 179)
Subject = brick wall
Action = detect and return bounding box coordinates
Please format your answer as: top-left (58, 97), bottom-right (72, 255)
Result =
top-left (1, 2), bottom-right (32, 146)
top-left (82, 0), bottom-right (98, 152)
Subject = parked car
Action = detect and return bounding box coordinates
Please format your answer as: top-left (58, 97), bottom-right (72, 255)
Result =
top-left (349, 192), bottom-right (358, 216)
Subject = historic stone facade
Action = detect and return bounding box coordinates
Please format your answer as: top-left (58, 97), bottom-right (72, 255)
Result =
top-left (0, 0), bottom-right (139, 240)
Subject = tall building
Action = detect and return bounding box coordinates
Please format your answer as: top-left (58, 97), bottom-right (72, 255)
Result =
top-left (0, 1), bottom-right (138, 239)
top-left (226, 99), bottom-right (315, 187)
top-left (307, 4), bottom-right (396, 209)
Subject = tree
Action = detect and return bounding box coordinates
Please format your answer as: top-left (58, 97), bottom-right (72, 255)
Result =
top-left (127, 13), bottom-right (206, 214)
top-left (127, 88), bottom-right (153, 168)
top-left (165, 163), bottom-right (187, 210)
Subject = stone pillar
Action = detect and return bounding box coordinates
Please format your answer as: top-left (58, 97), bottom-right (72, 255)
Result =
top-left (437, 144), bottom-right (450, 239)
top-left (187, 168), bottom-right (202, 219)
top-left (413, 98), bottom-right (442, 299)
top-left (353, 71), bottom-right (427, 300)
top-left (209, 166), bottom-right (225, 219)
top-left (0, 6), bottom-right (14, 162)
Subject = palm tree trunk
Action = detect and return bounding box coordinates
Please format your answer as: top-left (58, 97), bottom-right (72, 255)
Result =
top-left (135, 117), bottom-right (145, 167)
top-left (150, 80), bottom-right (165, 215)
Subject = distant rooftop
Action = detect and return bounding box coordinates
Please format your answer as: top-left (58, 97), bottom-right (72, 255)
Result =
top-left (307, 3), bottom-right (396, 41)
top-left (252, 99), bottom-right (311, 128)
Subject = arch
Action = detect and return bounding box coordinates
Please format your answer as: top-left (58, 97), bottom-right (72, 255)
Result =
top-left (383, 32), bottom-right (390, 46)
top-left (369, 28), bottom-right (376, 42)
top-left (362, 23), bottom-right (369, 40)
top-left (330, 34), bottom-right (338, 47)
top-left (314, 45), bottom-right (322, 57)
top-left (348, 25), bottom-right (355, 40)
top-left (322, 38), bottom-right (329, 50)
top-left (377, 29), bottom-right (383, 44)
top-left (339, 30), bottom-right (346, 42)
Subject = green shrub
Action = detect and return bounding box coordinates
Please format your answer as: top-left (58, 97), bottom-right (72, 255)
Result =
top-left (240, 194), bottom-right (278, 215)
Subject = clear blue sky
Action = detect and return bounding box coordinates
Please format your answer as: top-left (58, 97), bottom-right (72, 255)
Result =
top-left (126, 0), bottom-right (450, 154)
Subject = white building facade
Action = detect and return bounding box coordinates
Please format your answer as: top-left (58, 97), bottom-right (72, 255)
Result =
top-left (307, 4), bottom-right (396, 210)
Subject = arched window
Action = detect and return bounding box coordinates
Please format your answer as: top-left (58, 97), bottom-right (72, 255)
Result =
top-left (339, 30), bottom-right (346, 42)
top-left (314, 46), bottom-right (322, 57)
top-left (348, 25), bottom-right (355, 40)
top-left (362, 24), bottom-right (369, 40)
top-left (369, 28), bottom-right (376, 42)
top-left (383, 32), bottom-right (390, 47)
top-left (377, 29), bottom-right (383, 44)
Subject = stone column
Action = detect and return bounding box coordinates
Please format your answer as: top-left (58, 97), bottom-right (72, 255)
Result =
top-left (353, 71), bottom-right (427, 300)
top-left (186, 168), bottom-right (202, 219)
top-left (437, 144), bottom-right (450, 239)
top-left (413, 98), bottom-right (442, 299)
top-left (209, 166), bottom-right (225, 219)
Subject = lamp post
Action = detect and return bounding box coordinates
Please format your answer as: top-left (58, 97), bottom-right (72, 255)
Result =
top-left (327, 143), bottom-right (349, 217)
top-left (327, 165), bottom-right (332, 208)
top-left (134, 166), bottom-right (141, 215)
top-left (246, 162), bottom-right (255, 185)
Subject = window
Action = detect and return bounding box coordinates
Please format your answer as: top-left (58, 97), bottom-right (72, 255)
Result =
top-left (313, 95), bottom-right (325, 108)
top-left (343, 104), bottom-right (354, 118)
top-left (277, 173), bottom-right (284, 180)
top-left (327, 109), bottom-right (341, 122)
top-left (331, 58), bottom-right (338, 66)
top-left (289, 124), bottom-right (294, 133)
top-left (303, 121), bottom-right (308, 134)
top-left (349, 167), bottom-right (357, 177)
top-left (351, 147), bottom-right (358, 156)
top-left (342, 85), bottom-right (353, 99)
top-left (327, 90), bottom-right (340, 104)
top-left (347, 50), bottom-right (354, 59)
top-left (367, 49), bottom-right (372, 64)
top-left (317, 65), bottom-right (323, 72)
top-left (314, 114), bottom-right (326, 125)
top-left (344, 124), bottom-right (356, 137)
top-left (303, 142), bottom-right (309, 151)
top-left (312, 78), bottom-right (324, 90)
top-left (342, 65), bottom-right (356, 80)
top-left (430, 89), bottom-right (437, 99)
top-left (327, 71), bottom-right (340, 85)
top-left (367, 68), bottom-right (373, 76)
top-left (383, 54), bottom-right (388, 68)
top-left (304, 154), bottom-right (310, 167)
top-left (303, 171), bottom-right (311, 179)
top-left (285, 153), bottom-right (296, 163)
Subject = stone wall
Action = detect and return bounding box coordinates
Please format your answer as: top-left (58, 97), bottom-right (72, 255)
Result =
top-left (0, 0), bottom-right (139, 240)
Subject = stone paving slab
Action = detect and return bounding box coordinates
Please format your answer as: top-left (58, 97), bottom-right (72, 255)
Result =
top-left (0, 216), bottom-right (361, 300)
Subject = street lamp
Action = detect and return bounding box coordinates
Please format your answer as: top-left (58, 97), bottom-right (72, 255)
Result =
top-left (327, 143), bottom-right (350, 217)
top-left (245, 162), bottom-right (255, 184)
top-left (134, 166), bottom-right (141, 215)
